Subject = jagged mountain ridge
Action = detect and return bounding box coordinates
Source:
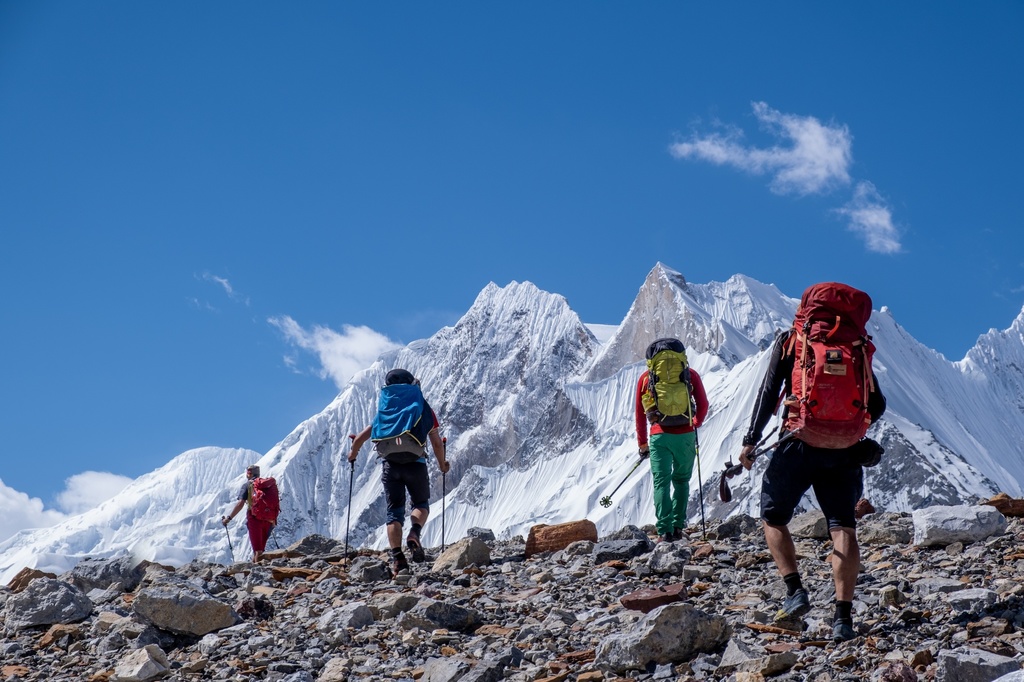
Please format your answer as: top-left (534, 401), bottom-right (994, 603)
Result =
top-left (2, 264), bottom-right (1023, 582)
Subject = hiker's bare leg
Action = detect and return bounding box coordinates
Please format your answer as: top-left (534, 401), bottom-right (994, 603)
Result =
top-left (253, 551), bottom-right (263, 563)
top-left (830, 527), bottom-right (859, 602)
top-left (410, 507), bottom-right (429, 530)
top-left (386, 521), bottom-right (403, 549)
top-left (763, 521), bottom-right (799, 576)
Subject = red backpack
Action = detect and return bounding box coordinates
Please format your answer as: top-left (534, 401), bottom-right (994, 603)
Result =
top-left (249, 477), bottom-right (280, 522)
top-left (783, 283), bottom-right (876, 449)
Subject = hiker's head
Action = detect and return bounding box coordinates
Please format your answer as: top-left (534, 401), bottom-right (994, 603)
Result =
top-left (246, 465), bottom-right (260, 479)
top-left (385, 368), bottom-right (418, 386)
top-left (646, 338), bottom-right (685, 360)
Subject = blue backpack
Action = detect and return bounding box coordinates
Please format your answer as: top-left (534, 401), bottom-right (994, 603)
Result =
top-left (371, 383), bottom-right (433, 463)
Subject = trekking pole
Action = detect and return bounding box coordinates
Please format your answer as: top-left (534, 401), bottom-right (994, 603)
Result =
top-left (694, 429), bottom-right (707, 540)
top-left (718, 429), bottom-right (801, 503)
top-left (599, 452), bottom-right (647, 508)
top-left (223, 521), bottom-right (235, 562)
top-left (346, 434), bottom-right (356, 570)
top-left (441, 437), bottom-right (447, 553)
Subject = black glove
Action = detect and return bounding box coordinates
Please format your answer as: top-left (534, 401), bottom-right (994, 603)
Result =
top-left (638, 447), bottom-right (650, 460)
top-left (851, 438), bottom-right (884, 468)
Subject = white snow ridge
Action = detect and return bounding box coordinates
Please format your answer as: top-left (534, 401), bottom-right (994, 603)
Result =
top-left (3, 263), bottom-right (1023, 582)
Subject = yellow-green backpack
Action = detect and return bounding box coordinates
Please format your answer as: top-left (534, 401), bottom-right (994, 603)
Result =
top-left (641, 338), bottom-right (693, 426)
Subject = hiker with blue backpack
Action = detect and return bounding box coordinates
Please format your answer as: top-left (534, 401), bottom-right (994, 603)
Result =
top-left (737, 282), bottom-right (886, 642)
top-left (635, 338), bottom-right (710, 544)
top-left (348, 368), bottom-right (449, 577)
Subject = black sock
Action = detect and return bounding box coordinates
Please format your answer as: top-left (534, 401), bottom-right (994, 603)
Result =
top-left (783, 572), bottom-right (803, 596)
top-left (834, 600), bottom-right (853, 623)
top-left (411, 522), bottom-right (423, 536)
top-left (390, 547), bottom-right (404, 557)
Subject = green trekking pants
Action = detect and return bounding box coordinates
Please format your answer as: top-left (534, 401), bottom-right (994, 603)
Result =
top-left (648, 431), bottom-right (697, 535)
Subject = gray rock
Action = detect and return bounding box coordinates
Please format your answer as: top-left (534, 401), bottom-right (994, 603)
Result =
top-left (789, 510), bottom-right (829, 539)
top-left (348, 556), bottom-right (390, 583)
top-left (432, 536), bottom-right (492, 572)
top-left (460, 659), bottom-right (506, 682)
top-left (422, 656), bottom-right (471, 682)
top-left (646, 541), bottom-right (691, 576)
top-left (716, 637), bottom-right (763, 675)
top-left (946, 588), bottom-right (999, 614)
top-left (715, 514), bottom-right (760, 539)
top-left (3, 578), bottom-right (92, 629)
top-left (467, 527), bottom-right (497, 543)
top-left (133, 580), bottom-right (239, 636)
top-left (64, 556), bottom-right (146, 593)
top-left (936, 647), bottom-right (1020, 682)
top-left (287, 534), bottom-right (346, 558)
top-left (859, 513), bottom-right (914, 545)
top-left (913, 505), bottom-right (1008, 547)
top-left (593, 538), bottom-right (651, 564)
top-left (397, 598), bottom-right (484, 632)
top-left (595, 602), bottom-right (731, 674)
top-left (914, 577), bottom-right (969, 595)
top-left (110, 644), bottom-right (170, 682)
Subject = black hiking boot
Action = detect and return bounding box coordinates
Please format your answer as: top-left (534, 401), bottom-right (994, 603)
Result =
top-left (776, 587), bottom-right (811, 621)
top-left (658, 532), bottom-right (675, 543)
top-left (390, 551), bottom-right (410, 577)
top-left (406, 530), bottom-right (426, 562)
top-left (832, 619), bottom-right (856, 642)
top-left (673, 528), bottom-right (685, 541)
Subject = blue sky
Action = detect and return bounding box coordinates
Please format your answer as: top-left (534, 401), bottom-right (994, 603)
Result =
top-left (2, 3), bottom-right (1022, 533)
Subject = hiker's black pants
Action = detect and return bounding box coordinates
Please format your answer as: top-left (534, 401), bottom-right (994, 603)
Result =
top-left (381, 460), bottom-right (430, 525)
top-left (760, 439), bottom-right (863, 529)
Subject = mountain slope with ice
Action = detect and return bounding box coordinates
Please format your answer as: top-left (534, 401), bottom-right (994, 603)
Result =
top-left (3, 264), bottom-right (1023, 583)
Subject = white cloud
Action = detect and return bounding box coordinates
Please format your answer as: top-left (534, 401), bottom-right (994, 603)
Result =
top-left (835, 182), bottom-right (903, 254)
top-left (200, 272), bottom-right (250, 306)
top-left (55, 471), bottom-right (134, 515)
top-left (669, 101), bottom-right (853, 196)
top-left (269, 316), bottom-right (402, 388)
top-left (0, 478), bottom-right (66, 543)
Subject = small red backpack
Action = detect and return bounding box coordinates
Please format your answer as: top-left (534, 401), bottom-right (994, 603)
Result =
top-left (783, 283), bottom-right (876, 449)
top-left (249, 477), bottom-right (280, 522)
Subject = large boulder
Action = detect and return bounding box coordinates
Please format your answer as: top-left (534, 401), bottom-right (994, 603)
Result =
top-left (525, 520), bottom-right (598, 557)
top-left (432, 537), bottom-right (491, 572)
top-left (3, 578), bottom-right (92, 630)
top-left (133, 580), bottom-right (239, 636)
top-left (913, 505), bottom-right (1007, 547)
top-left (595, 603), bottom-right (731, 674)
top-left (64, 556), bottom-right (146, 593)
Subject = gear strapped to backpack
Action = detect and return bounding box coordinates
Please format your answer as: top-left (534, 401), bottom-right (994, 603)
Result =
top-left (641, 337), bottom-right (694, 427)
top-left (249, 477), bottom-right (280, 522)
top-left (371, 382), bottom-right (433, 464)
top-left (783, 282), bottom-right (876, 449)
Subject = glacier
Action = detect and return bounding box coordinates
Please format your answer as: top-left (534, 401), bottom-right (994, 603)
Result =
top-left (2, 263), bottom-right (1023, 583)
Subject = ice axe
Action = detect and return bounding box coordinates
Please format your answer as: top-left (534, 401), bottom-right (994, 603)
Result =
top-left (599, 451), bottom-right (647, 508)
top-left (719, 430), bottom-right (800, 503)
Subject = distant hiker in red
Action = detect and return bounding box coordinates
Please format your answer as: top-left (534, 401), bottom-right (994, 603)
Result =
top-left (739, 282), bottom-right (886, 643)
top-left (349, 368), bottom-right (450, 577)
top-left (635, 338), bottom-right (709, 544)
top-left (221, 465), bottom-right (279, 563)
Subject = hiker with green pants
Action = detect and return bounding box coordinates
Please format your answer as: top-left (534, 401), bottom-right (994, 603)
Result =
top-left (634, 338), bottom-right (709, 543)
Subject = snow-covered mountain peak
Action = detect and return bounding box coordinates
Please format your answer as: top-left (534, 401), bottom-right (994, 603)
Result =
top-left (3, 269), bottom-right (1024, 584)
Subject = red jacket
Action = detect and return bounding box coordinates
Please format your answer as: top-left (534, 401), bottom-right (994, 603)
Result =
top-left (635, 369), bottom-right (709, 448)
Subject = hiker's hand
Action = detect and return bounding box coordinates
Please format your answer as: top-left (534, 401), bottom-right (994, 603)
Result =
top-left (638, 445), bottom-right (650, 459)
top-left (347, 449), bottom-right (358, 464)
top-left (221, 516), bottom-right (229, 526)
top-left (439, 459), bottom-right (450, 474)
top-left (739, 445), bottom-right (755, 470)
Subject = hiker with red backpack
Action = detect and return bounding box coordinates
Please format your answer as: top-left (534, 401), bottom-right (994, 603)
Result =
top-left (348, 368), bottom-right (449, 577)
top-left (635, 338), bottom-right (709, 544)
top-left (221, 464), bottom-right (280, 563)
top-left (738, 282), bottom-right (886, 643)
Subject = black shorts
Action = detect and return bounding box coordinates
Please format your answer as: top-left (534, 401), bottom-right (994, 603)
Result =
top-left (760, 439), bottom-right (863, 529)
top-left (381, 460), bottom-right (430, 524)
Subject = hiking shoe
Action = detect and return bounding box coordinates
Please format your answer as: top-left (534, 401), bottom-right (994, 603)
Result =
top-left (832, 620), bottom-right (856, 642)
top-left (406, 531), bottom-right (426, 562)
top-left (776, 588), bottom-right (811, 620)
top-left (390, 552), bottom-right (410, 577)
top-left (658, 533), bottom-right (675, 543)
top-left (673, 528), bottom-right (685, 541)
